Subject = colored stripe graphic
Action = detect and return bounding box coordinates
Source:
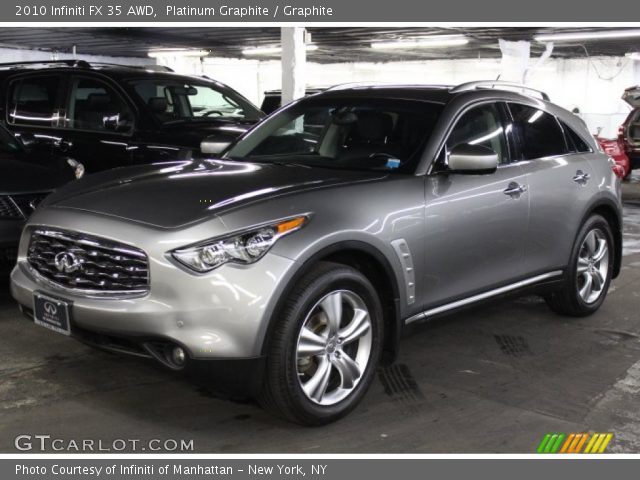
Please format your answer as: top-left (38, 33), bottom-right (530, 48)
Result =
top-left (537, 433), bottom-right (566, 453)
top-left (538, 433), bottom-right (613, 453)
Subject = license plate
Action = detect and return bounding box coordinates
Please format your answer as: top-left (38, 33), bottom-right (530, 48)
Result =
top-left (33, 292), bottom-right (71, 336)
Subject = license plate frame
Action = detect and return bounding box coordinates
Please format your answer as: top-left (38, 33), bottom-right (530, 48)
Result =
top-left (33, 292), bottom-right (72, 336)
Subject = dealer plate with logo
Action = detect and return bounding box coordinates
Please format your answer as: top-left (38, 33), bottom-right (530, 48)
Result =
top-left (33, 292), bottom-right (71, 336)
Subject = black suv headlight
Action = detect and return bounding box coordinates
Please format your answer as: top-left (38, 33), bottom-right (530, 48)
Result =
top-left (171, 215), bottom-right (309, 273)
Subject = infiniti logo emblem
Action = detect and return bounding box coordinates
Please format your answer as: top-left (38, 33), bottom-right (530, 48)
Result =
top-left (54, 251), bottom-right (82, 273)
top-left (43, 301), bottom-right (57, 315)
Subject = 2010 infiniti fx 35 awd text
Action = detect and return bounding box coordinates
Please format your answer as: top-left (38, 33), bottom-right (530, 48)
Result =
top-left (11, 81), bottom-right (622, 425)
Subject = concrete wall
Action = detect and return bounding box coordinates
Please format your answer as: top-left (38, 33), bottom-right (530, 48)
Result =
top-left (194, 55), bottom-right (638, 139)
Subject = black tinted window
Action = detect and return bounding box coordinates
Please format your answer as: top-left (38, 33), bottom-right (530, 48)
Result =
top-left (68, 77), bottom-right (134, 133)
top-left (562, 122), bottom-right (592, 153)
top-left (8, 75), bottom-right (60, 126)
top-left (509, 103), bottom-right (568, 160)
top-left (446, 103), bottom-right (509, 164)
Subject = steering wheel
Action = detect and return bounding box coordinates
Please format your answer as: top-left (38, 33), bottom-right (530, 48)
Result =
top-left (202, 110), bottom-right (224, 117)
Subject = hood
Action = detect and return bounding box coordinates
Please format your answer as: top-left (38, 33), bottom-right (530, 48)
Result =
top-left (622, 86), bottom-right (640, 108)
top-left (158, 120), bottom-right (255, 149)
top-left (0, 155), bottom-right (74, 194)
top-left (45, 159), bottom-right (387, 229)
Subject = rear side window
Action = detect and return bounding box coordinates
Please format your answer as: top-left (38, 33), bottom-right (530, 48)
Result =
top-left (8, 75), bottom-right (61, 127)
top-left (562, 122), bottom-right (592, 153)
top-left (509, 103), bottom-right (568, 160)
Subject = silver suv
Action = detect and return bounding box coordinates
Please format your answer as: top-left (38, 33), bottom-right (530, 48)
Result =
top-left (10, 81), bottom-right (622, 425)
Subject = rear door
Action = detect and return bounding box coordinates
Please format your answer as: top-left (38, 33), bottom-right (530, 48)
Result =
top-left (507, 102), bottom-right (596, 275)
top-left (422, 101), bottom-right (529, 308)
top-left (58, 74), bottom-right (136, 173)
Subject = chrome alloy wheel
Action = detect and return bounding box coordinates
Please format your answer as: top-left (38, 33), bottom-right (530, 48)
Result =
top-left (296, 290), bottom-right (373, 406)
top-left (577, 229), bottom-right (610, 304)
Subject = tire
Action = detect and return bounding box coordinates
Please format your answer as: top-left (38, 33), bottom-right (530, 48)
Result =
top-left (258, 261), bottom-right (384, 425)
top-left (545, 214), bottom-right (614, 317)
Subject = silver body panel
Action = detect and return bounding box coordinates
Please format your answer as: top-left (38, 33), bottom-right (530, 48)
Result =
top-left (10, 86), bottom-right (622, 361)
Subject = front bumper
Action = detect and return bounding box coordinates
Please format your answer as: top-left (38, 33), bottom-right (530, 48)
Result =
top-left (10, 208), bottom-right (297, 363)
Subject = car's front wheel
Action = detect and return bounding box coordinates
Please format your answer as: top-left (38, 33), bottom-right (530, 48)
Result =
top-left (545, 214), bottom-right (614, 317)
top-left (259, 262), bottom-right (383, 425)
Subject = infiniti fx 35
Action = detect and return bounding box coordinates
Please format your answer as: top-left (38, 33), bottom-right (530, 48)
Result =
top-left (10, 82), bottom-right (622, 425)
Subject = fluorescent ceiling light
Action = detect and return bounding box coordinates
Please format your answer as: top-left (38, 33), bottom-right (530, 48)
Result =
top-left (148, 49), bottom-right (209, 58)
top-left (625, 52), bottom-right (640, 61)
top-left (535, 29), bottom-right (640, 42)
top-left (242, 45), bottom-right (319, 56)
top-left (371, 35), bottom-right (469, 50)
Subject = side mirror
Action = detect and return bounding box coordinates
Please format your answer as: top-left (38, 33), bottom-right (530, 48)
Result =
top-left (448, 143), bottom-right (499, 174)
top-left (200, 135), bottom-right (232, 156)
top-left (104, 114), bottom-right (132, 133)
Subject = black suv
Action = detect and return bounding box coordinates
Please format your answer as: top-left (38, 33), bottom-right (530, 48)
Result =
top-left (0, 60), bottom-right (264, 173)
top-left (0, 122), bottom-right (77, 270)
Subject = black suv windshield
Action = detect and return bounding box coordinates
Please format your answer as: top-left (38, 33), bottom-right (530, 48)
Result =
top-left (129, 79), bottom-right (262, 124)
top-left (225, 97), bottom-right (442, 173)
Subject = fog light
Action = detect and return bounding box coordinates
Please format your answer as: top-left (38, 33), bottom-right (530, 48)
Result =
top-left (171, 346), bottom-right (186, 366)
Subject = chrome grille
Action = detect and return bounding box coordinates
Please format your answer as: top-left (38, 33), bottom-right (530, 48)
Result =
top-left (27, 229), bottom-right (149, 294)
top-left (0, 196), bottom-right (22, 219)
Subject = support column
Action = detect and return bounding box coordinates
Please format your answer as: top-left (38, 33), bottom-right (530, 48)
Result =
top-left (281, 27), bottom-right (306, 106)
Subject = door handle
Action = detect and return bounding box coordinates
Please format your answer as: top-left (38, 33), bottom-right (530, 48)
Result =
top-left (54, 139), bottom-right (73, 151)
top-left (503, 182), bottom-right (527, 197)
top-left (573, 170), bottom-right (590, 185)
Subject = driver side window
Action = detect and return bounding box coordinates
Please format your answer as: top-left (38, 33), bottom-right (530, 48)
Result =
top-left (67, 77), bottom-right (134, 133)
top-left (445, 103), bottom-right (509, 165)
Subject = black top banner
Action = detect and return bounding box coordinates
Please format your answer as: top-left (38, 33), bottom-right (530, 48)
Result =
top-left (6, 0), bottom-right (635, 22)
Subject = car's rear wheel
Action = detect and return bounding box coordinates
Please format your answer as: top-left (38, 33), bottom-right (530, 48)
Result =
top-left (545, 214), bottom-right (614, 316)
top-left (259, 262), bottom-right (383, 425)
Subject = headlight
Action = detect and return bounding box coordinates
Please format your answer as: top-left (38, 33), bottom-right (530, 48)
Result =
top-left (171, 215), bottom-right (309, 273)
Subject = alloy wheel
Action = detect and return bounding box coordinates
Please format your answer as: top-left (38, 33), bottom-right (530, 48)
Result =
top-left (295, 290), bottom-right (373, 406)
top-left (576, 229), bottom-right (610, 304)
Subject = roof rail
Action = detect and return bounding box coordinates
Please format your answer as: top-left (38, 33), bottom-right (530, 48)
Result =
top-left (0, 60), bottom-right (171, 73)
top-left (326, 82), bottom-right (451, 92)
top-left (326, 82), bottom-right (388, 91)
top-left (450, 80), bottom-right (550, 101)
top-left (88, 62), bottom-right (174, 72)
top-left (0, 59), bottom-right (91, 69)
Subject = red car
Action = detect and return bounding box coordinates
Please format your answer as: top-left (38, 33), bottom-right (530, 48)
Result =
top-left (595, 135), bottom-right (631, 179)
top-left (619, 86), bottom-right (640, 177)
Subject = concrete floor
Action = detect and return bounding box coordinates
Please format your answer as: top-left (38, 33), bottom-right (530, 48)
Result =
top-left (1, 177), bottom-right (640, 453)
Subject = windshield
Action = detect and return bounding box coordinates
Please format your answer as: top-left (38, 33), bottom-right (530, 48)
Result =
top-left (130, 79), bottom-right (262, 124)
top-left (225, 97), bottom-right (442, 173)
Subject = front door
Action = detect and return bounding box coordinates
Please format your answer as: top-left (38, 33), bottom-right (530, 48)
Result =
top-left (57, 75), bottom-right (136, 173)
top-left (422, 102), bottom-right (529, 308)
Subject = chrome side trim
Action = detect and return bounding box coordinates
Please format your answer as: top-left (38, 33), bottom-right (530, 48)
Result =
top-left (390, 239), bottom-right (416, 305)
top-left (405, 270), bottom-right (563, 324)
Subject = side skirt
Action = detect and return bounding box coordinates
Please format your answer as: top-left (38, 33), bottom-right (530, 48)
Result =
top-left (404, 270), bottom-right (564, 325)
